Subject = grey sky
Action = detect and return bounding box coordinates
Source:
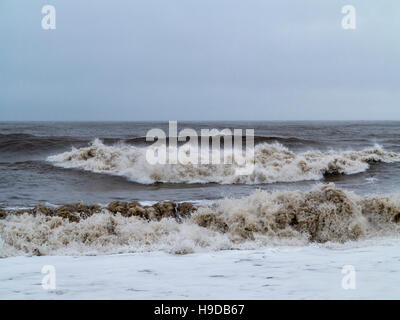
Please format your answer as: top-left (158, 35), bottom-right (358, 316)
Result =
top-left (1, 0), bottom-right (399, 121)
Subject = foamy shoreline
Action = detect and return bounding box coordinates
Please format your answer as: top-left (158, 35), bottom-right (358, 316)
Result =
top-left (1, 241), bottom-right (400, 299)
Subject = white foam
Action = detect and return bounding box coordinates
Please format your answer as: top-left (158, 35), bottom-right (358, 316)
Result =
top-left (1, 240), bottom-right (400, 299)
top-left (47, 139), bottom-right (400, 184)
top-left (1, 184), bottom-right (399, 258)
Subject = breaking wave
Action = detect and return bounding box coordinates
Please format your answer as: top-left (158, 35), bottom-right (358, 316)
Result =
top-left (1, 184), bottom-right (399, 257)
top-left (46, 139), bottom-right (400, 184)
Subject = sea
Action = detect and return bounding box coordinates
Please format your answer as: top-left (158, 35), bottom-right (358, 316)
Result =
top-left (1, 121), bottom-right (400, 299)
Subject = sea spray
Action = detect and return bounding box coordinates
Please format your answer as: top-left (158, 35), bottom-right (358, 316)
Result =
top-left (47, 139), bottom-right (400, 184)
top-left (1, 184), bottom-right (399, 257)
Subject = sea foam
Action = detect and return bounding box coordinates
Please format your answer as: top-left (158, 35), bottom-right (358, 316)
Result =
top-left (46, 139), bottom-right (400, 184)
top-left (1, 184), bottom-right (399, 257)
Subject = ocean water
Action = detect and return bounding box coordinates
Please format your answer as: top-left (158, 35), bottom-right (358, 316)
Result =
top-left (1, 121), bottom-right (400, 207)
top-left (1, 121), bottom-right (400, 298)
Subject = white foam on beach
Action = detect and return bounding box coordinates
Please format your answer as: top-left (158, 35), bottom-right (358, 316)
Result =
top-left (1, 239), bottom-right (400, 299)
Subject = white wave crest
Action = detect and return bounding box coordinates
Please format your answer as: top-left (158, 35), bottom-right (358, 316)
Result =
top-left (1, 184), bottom-right (399, 257)
top-left (46, 139), bottom-right (400, 184)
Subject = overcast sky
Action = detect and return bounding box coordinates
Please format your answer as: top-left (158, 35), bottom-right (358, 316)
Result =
top-left (1, 0), bottom-right (399, 121)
